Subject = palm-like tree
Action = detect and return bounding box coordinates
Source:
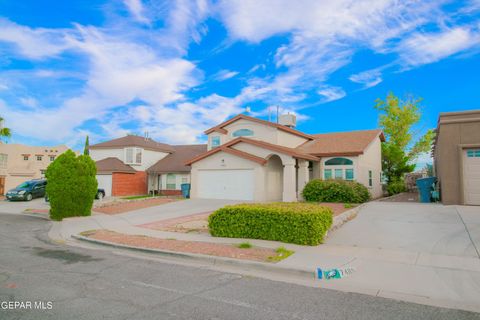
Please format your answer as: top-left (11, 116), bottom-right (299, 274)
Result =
top-left (0, 116), bottom-right (11, 141)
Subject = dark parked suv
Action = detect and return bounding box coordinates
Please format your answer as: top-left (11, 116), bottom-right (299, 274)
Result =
top-left (5, 179), bottom-right (47, 201)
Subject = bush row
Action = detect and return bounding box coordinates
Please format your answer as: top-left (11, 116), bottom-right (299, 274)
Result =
top-left (208, 203), bottom-right (333, 246)
top-left (302, 179), bottom-right (371, 203)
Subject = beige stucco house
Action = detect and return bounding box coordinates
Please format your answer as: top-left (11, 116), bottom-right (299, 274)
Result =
top-left (0, 143), bottom-right (69, 194)
top-left (186, 114), bottom-right (384, 202)
top-left (433, 109), bottom-right (480, 205)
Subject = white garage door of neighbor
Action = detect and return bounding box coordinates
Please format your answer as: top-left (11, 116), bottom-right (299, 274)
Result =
top-left (96, 174), bottom-right (112, 197)
top-left (463, 149), bottom-right (480, 205)
top-left (197, 169), bottom-right (254, 200)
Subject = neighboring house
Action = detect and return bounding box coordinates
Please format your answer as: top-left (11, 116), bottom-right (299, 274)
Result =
top-left (185, 114), bottom-right (384, 201)
top-left (147, 144), bottom-right (207, 195)
top-left (433, 110), bottom-right (480, 205)
top-left (0, 143), bottom-right (69, 195)
top-left (89, 135), bottom-right (206, 197)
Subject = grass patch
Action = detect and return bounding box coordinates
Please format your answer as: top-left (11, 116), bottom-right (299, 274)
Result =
top-left (268, 246), bottom-right (294, 262)
top-left (121, 195), bottom-right (153, 200)
top-left (237, 242), bottom-right (252, 249)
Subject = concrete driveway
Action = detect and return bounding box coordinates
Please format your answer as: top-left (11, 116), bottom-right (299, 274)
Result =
top-left (327, 202), bottom-right (480, 257)
top-left (278, 201), bottom-right (480, 312)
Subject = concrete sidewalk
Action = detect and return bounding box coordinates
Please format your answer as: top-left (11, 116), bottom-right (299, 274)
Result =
top-left (49, 199), bottom-right (480, 313)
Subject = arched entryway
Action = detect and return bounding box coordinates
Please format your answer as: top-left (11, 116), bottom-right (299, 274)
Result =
top-left (266, 154), bottom-right (283, 201)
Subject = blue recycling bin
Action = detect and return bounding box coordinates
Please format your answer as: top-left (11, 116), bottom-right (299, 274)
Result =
top-left (416, 177), bottom-right (437, 203)
top-left (181, 183), bottom-right (191, 198)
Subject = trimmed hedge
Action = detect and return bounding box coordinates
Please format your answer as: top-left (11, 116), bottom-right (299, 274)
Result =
top-left (302, 179), bottom-right (371, 203)
top-left (208, 203), bottom-right (333, 246)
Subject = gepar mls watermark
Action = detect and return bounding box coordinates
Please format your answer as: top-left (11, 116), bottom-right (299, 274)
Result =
top-left (1, 301), bottom-right (53, 310)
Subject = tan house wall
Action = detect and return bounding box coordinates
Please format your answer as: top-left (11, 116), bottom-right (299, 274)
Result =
top-left (357, 136), bottom-right (383, 198)
top-left (90, 147), bottom-right (169, 172)
top-left (0, 143), bottom-right (69, 194)
top-left (434, 110), bottom-right (480, 205)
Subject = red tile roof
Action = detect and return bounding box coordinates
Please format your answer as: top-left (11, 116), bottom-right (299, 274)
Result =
top-left (147, 144), bottom-right (207, 173)
top-left (296, 129), bottom-right (385, 156)
top-left (96, 157), bottom-right (136, 174)
top-left (90, 135), bottom-right (175, 153)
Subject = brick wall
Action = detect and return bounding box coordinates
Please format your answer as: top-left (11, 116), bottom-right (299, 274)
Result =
top-left (112, 171), bottom-right (147, 196)
top-left (160, 189), bottom-right (182, 196)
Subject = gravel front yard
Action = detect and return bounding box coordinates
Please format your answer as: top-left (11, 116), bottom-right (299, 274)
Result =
top-left (93, 198), bottom-right (176, 214)
top-left (82, 229), bottom-right (284, 262)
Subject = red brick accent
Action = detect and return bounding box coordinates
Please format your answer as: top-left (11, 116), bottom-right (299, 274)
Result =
top-left (112, 171), bottom-right (147, 196)
top-left (160, 190), bottom-right (182, 196)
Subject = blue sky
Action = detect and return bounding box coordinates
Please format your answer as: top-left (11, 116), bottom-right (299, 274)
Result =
top-left (0, 0), bottom-right (479, 168)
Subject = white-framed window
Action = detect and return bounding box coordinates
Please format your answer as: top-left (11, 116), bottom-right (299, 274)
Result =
top-left (211, 136), bottom-right (221, 148)
top-left (23, 155), bottom-right (29, 161)
top-left (125, 147), bottom-right (142, 165)
top-left (166, 173), bottom-right (176, 190)
top-left (323, 157), bottom-right (355, 181)
top-left (36, 155), bottom-right (43, 161)
top-left (181, 177), bottom-right (188, 184)
top-left (368, 170), bottom-right (373, 187)
top-left (49, 155), bottom-right (56, 161)
top-left (0, 154), bottom-right (7, 168)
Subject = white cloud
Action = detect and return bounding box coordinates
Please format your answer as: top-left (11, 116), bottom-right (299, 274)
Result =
top-left (0, 19), bottom-right (69, 59)
top-left (398, 27), bottom-right (480, 67)
top-left (349, 69), bottom-right (383, 88)
top-left (317, 86), bottom-right (346, 103)
top-left (124, 0), bottom-right (150, 24)
top-left (19, 97), bottom-right (39, 109)
top-left (212, 69), bottom-right (239, 81)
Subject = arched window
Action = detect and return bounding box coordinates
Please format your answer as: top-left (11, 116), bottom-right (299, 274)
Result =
top-left (325, 157), bottom-right (353, 165)
top-left (232, 128), bottom-right (254, 137)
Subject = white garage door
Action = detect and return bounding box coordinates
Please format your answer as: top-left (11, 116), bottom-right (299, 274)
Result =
top-left (463, 149), bottom-right (480, 205)
top-left (197, 169), bottom-right (254, 200)
top-left (96, 174), bottom-right (112, 197)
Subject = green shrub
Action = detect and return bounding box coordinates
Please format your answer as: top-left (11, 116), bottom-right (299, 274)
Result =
top-left (302, 179), bottom-right (371, 203)
top-left (46, 150), bottom-right (98, 221)
top-left (386, 180), bottom-right (406, 196)
top-left (237, 242), bottom-right (252, 249)
top-left (208, 203), bottom-right (333, 246)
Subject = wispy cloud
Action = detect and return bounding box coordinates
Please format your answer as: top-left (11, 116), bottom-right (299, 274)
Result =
top-left (349, 69), bottom-right (383, 89)
top-left (317, 86), bottom-right (346, 103)
top-left (123, 0), bottom-right (150, 24)
top-left (212, 69), bottom-right (239, 81)
top-left (398, 26), bottom-right (480, 67)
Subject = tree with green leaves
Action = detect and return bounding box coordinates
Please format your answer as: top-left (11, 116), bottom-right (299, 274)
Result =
top-left (0, 116), bottom-right (11, 142)
top-left (84, 135), bottom-right (89, 155)
top-left (375, 92), bottom-right (435, 184)
top-left (46, 150), bottom-right (97, 221)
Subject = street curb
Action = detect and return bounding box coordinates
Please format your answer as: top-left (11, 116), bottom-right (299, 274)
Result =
top-left (72, 234), bottom-right (316, 280)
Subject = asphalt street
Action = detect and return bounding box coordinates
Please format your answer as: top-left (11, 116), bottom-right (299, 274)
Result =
top-left (0, 213), bottom-right (479, 320)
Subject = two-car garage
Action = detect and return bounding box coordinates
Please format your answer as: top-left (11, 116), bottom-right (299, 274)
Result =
top-left (196, 169), bottom-right (254, 201)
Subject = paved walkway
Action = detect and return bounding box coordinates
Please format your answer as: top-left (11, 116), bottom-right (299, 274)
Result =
top-left (48, 198), bottom-right (480, 312)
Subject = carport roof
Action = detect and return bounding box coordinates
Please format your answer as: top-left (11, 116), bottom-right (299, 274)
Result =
top-left (96, 157), bottom-right (136, 174)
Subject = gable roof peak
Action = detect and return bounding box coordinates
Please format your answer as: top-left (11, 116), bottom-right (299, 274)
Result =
top-left (204, 113), bottom-right (313, 140)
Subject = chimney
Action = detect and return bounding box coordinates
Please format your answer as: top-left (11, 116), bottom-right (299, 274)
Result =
top-left (278, 113), bottom-right (296, 128)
